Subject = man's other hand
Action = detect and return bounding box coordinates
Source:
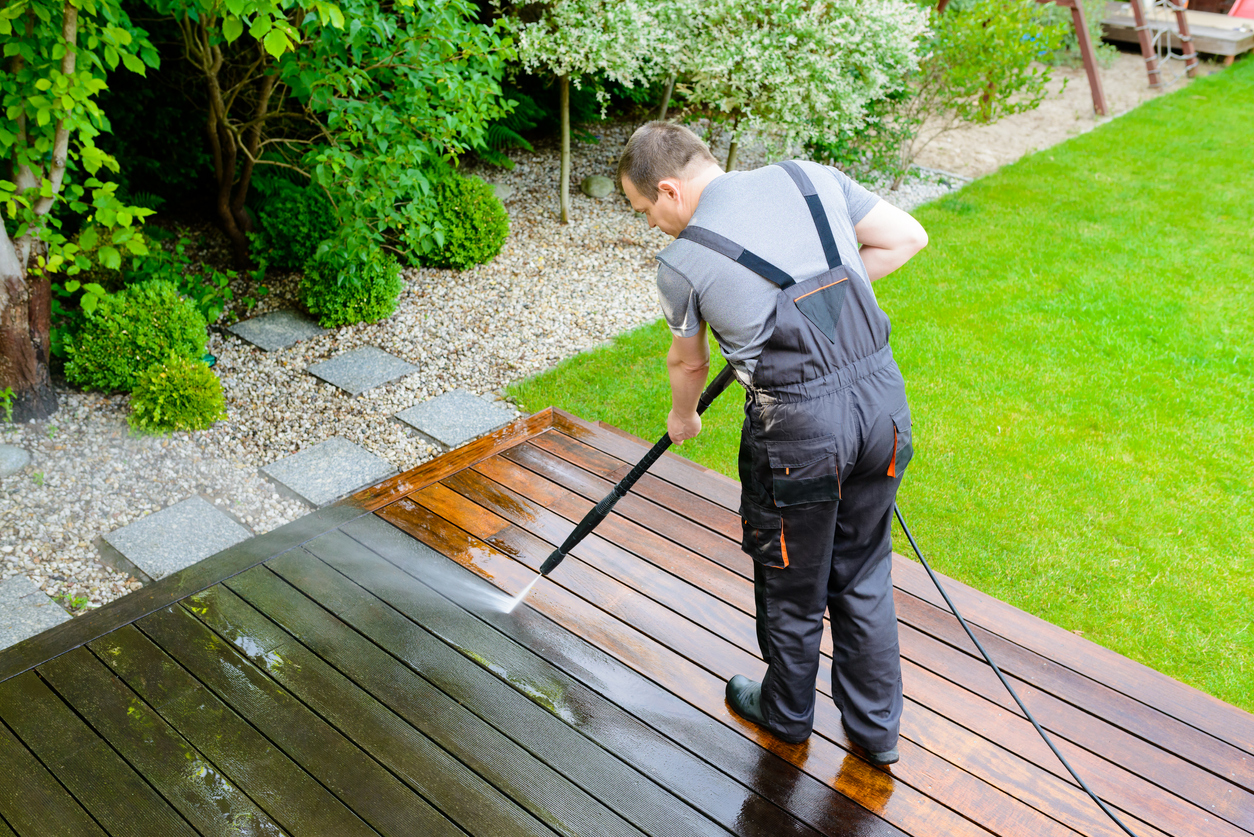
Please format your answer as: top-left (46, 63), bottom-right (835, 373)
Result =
top-left (668, 409), bottom-right (702, 445)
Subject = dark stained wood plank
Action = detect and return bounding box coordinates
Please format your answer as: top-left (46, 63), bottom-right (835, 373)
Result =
top-left (551, 410), bottom-right (741, 509)
top-left (0, 671), bottom-right (198, 837)
top-left (381, 496), bottom-right (1076, 837)
top-left (322, 517), bottom-right (908, 837)
top-left (895, 618), bottom-right (1254, 834)
top-left (891, 555), bottom-right (1254, 756)
top-left (91, 624), bottom-right (377, 837)
top-left (0, 501), bottom-right (367, 684)
top-left (894, 589), bottom-right (1254, 793)
top-left (478, 430), bottom-right (1249, 835)
top-left (186, 574), bottom-right (561, 837)
top-left (900, 658), bottom-right (1253, 837)
top-left (0, 720), bottom-right (106, 837)
top-left (135, 604), bottom-right (460, 837)
top-left (37, 647), bottom-right (285, 837)
top-left (354, 409), bottom-right (555, 511)
top-left (267, 543), bottom-right (730, 837)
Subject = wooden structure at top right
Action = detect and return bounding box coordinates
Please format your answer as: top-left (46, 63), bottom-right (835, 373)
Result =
top-left (1104, 0), bottom-right (1254, 76)
top-left (937, 0), bottom-right (1113, 116)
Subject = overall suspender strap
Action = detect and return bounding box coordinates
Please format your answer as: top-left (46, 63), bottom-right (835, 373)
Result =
top-left (774, 160), bottom-right (843, 271)
top-left (677, 226), bottom-right (796, 289)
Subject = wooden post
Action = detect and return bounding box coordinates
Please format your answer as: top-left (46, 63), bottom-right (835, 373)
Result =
top-left (1172, 1), bottom-right (1202, 77)
top-left (559, 74), bottom-right (570, 225)
top-left (1064, 0), bottom-right (1110, 114)
top-left (1129, 0), bottom-right (1165, 87)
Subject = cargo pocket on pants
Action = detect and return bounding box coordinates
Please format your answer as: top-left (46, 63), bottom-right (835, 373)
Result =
top-left (741, 500), bottom-right (787, 569)
top-left (766, 436), bottom-right (842, 507)
top-left (888, 404), bottom-right (913, 478)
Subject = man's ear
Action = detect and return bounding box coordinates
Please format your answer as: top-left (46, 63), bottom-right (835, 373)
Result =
top-left (656, 178), bottom-right (682, 202)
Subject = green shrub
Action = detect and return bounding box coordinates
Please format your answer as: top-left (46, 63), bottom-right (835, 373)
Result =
top-left (128, 354), bottom-right (227, 434)
top-left (300, 249), bottom-right (404, 328)
top-left (254, 182), bottom-right (339, 270)
top-left (65, 279), bottom-right (208, 392)
top-left (425, 175), bottom-right (509, 271)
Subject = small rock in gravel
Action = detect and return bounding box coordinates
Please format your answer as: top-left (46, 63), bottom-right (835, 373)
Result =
top-left (580, 175), bottom-right (615, 198)
top-left (0, 444), bottom-right (30, 477)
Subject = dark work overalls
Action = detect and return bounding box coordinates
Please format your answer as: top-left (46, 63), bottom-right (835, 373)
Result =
top-left (678, 161), bottom-right (913, 750)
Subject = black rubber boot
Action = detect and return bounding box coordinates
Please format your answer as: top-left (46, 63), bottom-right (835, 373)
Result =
top-left (726, 675), bottom-right (811, 743)
top-left (726, 675), bottom-right (766, 726)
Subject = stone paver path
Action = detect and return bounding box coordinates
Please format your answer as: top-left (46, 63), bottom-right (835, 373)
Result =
top-left (261, 436), bottom-right (397, 507)
top-left (227, 308), bottom-right (327, 351)
top-left (102, 495), bottom-right (252, 580)
top-left (0, 575), bottom-right (69, 650)
top-left (395, 390), bottom-right (517, 449)
top-left (306, 346), bottom-right (418, 396)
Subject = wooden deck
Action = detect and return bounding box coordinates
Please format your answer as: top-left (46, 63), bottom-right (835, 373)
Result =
top-left (1103, 1), bottom-right (1254, 57)
top-left (1, 407), bottom-right (1250, 837)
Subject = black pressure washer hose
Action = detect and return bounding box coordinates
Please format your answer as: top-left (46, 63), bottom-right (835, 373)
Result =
top-left (894, 507), bottom-right (1141, 837)
top-left (541, 361), bottom-right (1139, 837)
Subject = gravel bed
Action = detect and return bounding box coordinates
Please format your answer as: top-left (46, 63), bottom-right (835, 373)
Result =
top-left (0, 121), bottom-right (962, 619)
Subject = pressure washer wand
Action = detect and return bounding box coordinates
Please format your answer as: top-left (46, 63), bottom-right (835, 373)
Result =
top-left (539, 363), bottom-right (737, 576)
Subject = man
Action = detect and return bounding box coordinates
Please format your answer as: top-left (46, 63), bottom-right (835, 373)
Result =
top-left (618, 122), bottom-right (927, 766)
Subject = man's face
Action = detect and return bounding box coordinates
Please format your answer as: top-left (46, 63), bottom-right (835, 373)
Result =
top-left (623, 176), bottom-right (686, 238)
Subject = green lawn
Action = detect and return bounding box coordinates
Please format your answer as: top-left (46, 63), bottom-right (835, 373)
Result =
top-left (508, 59), bottom-right (1254, 712)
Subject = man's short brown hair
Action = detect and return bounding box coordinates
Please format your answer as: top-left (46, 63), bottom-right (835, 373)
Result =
top-left (617, 121), bottom-right (718, 202)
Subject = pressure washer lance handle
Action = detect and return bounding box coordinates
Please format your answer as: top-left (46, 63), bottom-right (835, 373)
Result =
top-left (539, 363), bottom-right (738, 576)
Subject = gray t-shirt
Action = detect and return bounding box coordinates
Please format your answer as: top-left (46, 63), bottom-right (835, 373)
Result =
top-left (655, 161), bottom-right (880, 377)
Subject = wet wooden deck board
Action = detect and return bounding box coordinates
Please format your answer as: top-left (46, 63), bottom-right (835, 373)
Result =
top-left (0, 408), bottom-right (1250, 837)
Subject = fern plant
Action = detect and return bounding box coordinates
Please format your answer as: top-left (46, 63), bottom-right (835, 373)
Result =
top-left (476, 89), bottom-right (546, 169)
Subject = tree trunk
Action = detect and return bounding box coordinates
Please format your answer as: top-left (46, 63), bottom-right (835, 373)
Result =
top-left (724, 116), bottom-right (741, 172)
top-left (0, 0), bottom-right (77, 423)
top-left (0, 227), bottom-right (57, 423)
top-left (559, 74), bottom-right (571, 225)
top-left (658, 75), bottom-right (675, 121)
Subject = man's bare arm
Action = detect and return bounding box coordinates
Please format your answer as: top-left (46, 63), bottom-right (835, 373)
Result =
top-left (666, 325), bottom-right (710, 444)
top-left (854, 201), bottom-right (928, 281)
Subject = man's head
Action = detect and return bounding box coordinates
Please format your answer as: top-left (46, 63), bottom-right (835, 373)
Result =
top-left (618, 121), bottom-right (722, 238)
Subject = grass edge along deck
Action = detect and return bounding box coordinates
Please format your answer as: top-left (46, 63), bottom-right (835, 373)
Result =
top-left (0, 407), bottom-right (1249, 837)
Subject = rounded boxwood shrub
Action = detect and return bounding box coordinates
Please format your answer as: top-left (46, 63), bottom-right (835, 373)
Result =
top-left (65, 279), bottom-right (208, 393)
top-left (255, 183), bottom-right (338, 270)
top-left (425, 175), bottom-right (509, 271)
top-left (128, 354), bottom-right (228, 434)
top-left (300, 248), bottom-right (404, 328)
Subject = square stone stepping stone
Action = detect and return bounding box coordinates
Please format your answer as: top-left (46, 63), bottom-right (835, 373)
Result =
top-left (261, 436), bottom-right (397, 507)
top-left (307, 346), bottom-right (418, 396)
top-left (0, 575), bottom-right (70, 650)
top-left (227, 309), bottom-right (327, 351)
top-left (395, 390), bottom-right (517, 449)
top-left (102, 496), bottom-right (252, 581)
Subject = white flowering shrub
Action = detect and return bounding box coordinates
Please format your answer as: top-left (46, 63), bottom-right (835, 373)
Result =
top-left (503, 0), bottom-right (687, 221)
top-left (510, 0), bottom-right (683, 92)
top-left (678, 0), bottom-right (929, 169)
